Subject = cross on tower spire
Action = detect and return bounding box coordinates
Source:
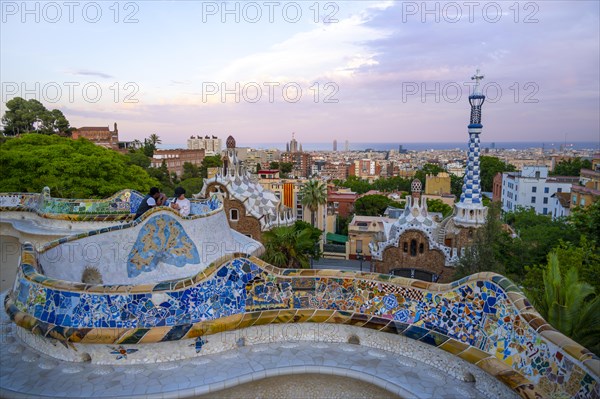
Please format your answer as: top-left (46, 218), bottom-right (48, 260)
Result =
top-left (471, 69), bottom-right (484, 95)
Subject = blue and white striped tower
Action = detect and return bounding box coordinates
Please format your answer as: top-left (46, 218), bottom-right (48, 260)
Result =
top-left (454, 70), bottom-right (488, 226)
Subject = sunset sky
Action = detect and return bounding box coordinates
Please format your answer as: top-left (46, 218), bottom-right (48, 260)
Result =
top-left (1, 1), bottom-right (599, 145)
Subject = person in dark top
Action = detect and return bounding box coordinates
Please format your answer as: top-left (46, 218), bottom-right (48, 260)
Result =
top-left (135, 187), bottom-right (166, 219)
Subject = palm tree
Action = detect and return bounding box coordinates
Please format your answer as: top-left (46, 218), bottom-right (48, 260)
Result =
top-left (300, 180), bottom-right (327, 227)
top-left (148, 133), bottom-right (162, 146)
top-left (131, 139), bottom-right (142, 150)
top-left (262, 226), bottom-right (314, 268)
top-left (531, 253), bottom-right (600, 355)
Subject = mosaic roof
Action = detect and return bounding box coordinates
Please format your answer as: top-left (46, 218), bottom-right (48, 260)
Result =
top-left (197, 149), bottom-right (294, 230)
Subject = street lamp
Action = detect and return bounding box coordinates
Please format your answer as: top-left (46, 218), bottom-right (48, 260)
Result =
top-left (356, 248), bottom-right (363, 272)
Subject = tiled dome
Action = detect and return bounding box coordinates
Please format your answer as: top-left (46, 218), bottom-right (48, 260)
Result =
top-left (411, 179), bottom-right (422, 193)
top-left (226, 136), bottom-right (236, 149)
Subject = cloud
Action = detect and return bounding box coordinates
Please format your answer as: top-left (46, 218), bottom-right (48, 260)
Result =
top-left (213, 6), bottom-right (393, 83)
top-left (68, 70), bottom-right (114, 79)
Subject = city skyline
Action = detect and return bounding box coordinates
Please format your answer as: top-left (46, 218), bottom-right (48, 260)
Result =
top-left (1, 1), bottom-right (599, 144)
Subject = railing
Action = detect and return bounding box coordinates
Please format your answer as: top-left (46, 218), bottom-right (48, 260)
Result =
top-left (323, 243), bottom-right (346, 253)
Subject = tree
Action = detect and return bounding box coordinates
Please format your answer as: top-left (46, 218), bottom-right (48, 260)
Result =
top-left (142, 138), bottom-right (156, 157)
top-left (0, 133), bottom-right (158, 197)
top-left (454, 203), bottom-right (509, 279)
top-left (182, 162), bottom-right (200, 180)
top-left (262, 225), bottom-right (315, 268)
top-left (39, 109), bottom-right (71, 135)
top-left (523, 237), bottom-right (600, 309)
top-left (269, 161), bottom-right (279, 170)
top-left (372, 176), bottom-right (411, 192)
top-left (300, 180), bottom-right (327, 227)
top-left (279, 162), bottom-right (293, 178)
top-left (450, 173), bottom-right (463, 199)
top-left (354, 194), bottom-right (403, 216)
top-left (294, 220), bottom-right (322, 259)
top-left (336, 175), bottom-right (372, 194)
top-left (426, 198), bottom-right (452, 218)
top-left (125, 150), bottom-right (151, 169)
top-left (503, 207), bottom-right (578, 279)
top-left (336, 215), bottom-right (350, 236)
top-left (255, 162), bottom-right (262, 174)
top-left (148, 133), bottom-right (162, 147)
top-left (178, 177), bottom-right (203, 197)
top-left (530, 253), bottom-right (600, 356)
top-left (570, 199), bottom-right (600, 246)
top-left (550, 158), bottom-right (592, 176)
top-left (1, 97), bottom-right (71, 136)
top-left (479, 156), bottom-right (516, 192)
top-left (414, 163), bottom-right (444, 183)
top-left (200, 155), bottom-right (223, 178)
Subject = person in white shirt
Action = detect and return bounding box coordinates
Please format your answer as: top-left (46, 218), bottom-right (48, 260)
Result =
top-left (170, 187), bottom-right (191, 217)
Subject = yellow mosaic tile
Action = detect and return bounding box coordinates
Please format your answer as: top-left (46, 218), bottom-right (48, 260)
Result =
top-left (290, 309), bottom-right (316, 324)
top-left (439, 338), bottom-right (470, 356)
top-left (138, 327), bottom-right (172, 343)
top-left (273, 310), bottom-right (297, 324)
top-left (496, 369), bottom-right (531, 389)
top-left (561, 340), bottom-right (593, 362)
top-left (410, 280), bottom-right (431, 290)
top-left (235, 312), bottom-right (263, 330)
top-left (457, 347), bottom-right (491, 365)
top-left (252, 310), bottom-right (280, 326)
top-left (476, 356), bottom-right (512, 377)
top-left (582, 358), bottom-right (600, 377)
top-left (306, 310), bottom-right (334, 323)
top-left (326, 311), bottom-right (354, 325)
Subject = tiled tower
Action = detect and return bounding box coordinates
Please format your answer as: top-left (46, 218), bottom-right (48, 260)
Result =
top-left (454, 70), bottom-right (488, 226)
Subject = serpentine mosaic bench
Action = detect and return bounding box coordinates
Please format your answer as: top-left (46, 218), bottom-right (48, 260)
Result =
top-left (4, 240), bottom-right (599, 398)
top-left (0, 188), bottom-right (221, 221)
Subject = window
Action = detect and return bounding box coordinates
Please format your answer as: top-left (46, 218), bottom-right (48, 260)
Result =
top-left (230, 208), bottom-right (239, 221)
top-left (544, 187), bottom-right (549, 194)
top-left (356, 240), bottom-right (363, 253)
top-left (532, 186), bottom-right (537, 193)
top-left (531, 196), bottom-right (536, 204)
top-left (403, 242), bottom-right (408, 253)
top-left (333, 202), bottom-right (339, 209)
top-left (410, 240), bottom-right (417, 257)
top-left (557, 188), bottom-right (562, 193)
top-left (543, 197), bottom-right (548, 204)
top-left (419, 243), bottom-right (424, 254)
top-left (543, 208), bottom-right (548, 215)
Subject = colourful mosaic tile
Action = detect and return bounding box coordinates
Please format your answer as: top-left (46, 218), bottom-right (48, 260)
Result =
top-left (0, 189), bottom-right (221, 221)
top-left (4, 251), bottom-right (599, 399)
top-left (127, 214), bottom-right (200, 277)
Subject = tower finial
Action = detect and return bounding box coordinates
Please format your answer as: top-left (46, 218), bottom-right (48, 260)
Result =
top-left (471, 69), bottom-right (484, 95)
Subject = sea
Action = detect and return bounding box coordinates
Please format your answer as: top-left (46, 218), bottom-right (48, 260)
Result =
top-left (159, 141), bottom-right (600, 152)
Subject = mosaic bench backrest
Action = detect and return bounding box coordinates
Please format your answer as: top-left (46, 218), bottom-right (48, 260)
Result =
top-left (0, 189), bottom-right (142, 218)
top-left (5, 251), bottom-right (599, 399)
top-left (0, 189), bottom-right (221, 221)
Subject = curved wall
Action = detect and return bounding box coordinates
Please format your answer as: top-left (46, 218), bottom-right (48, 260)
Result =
top-left (37, 207), bottom-right (261, 285)
top-left (4, 252), bottom-right (599, 399)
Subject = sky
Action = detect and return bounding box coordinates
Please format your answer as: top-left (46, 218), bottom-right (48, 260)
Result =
top-left (1, 1), bottom-right (599, 146)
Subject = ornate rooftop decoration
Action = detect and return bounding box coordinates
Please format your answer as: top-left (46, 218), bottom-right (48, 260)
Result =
top-left (197, 148), bottom-right (294, 231)
top-left (226, 135), bottom-right (236, 149)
